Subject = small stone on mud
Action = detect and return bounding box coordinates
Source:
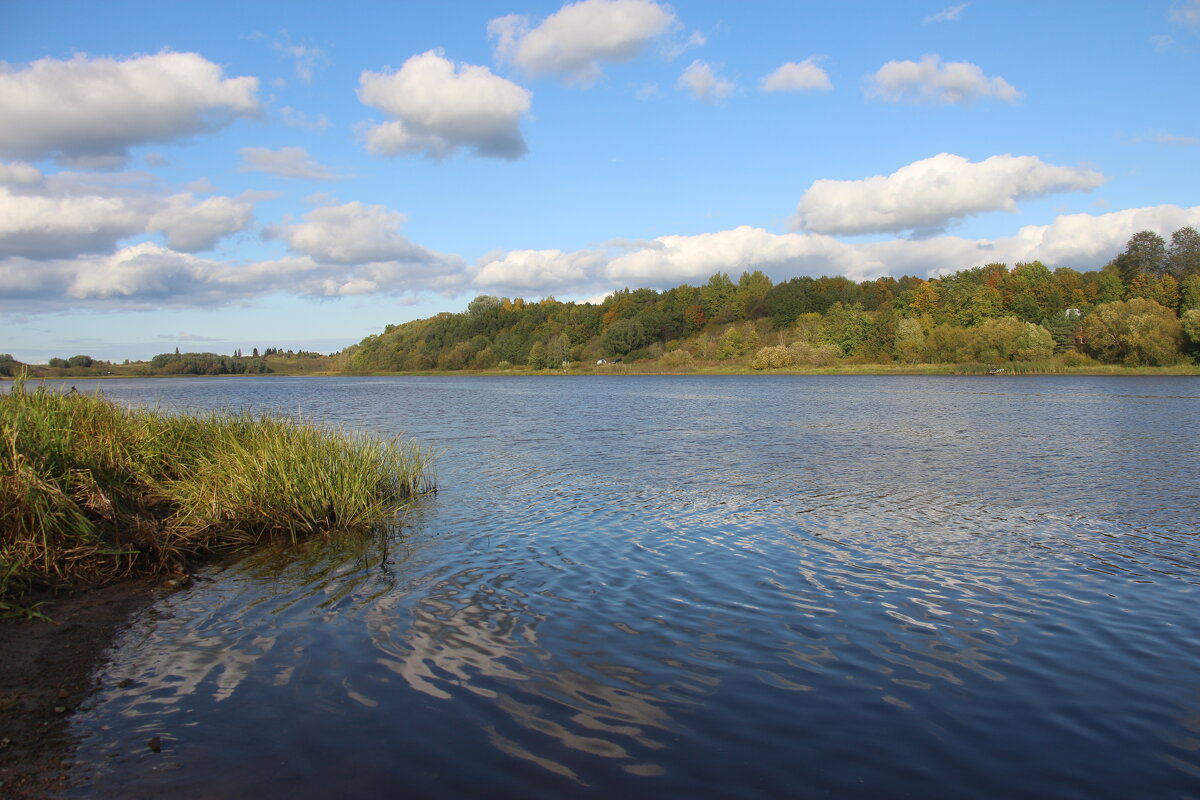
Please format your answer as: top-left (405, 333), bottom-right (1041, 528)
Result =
top-left (147, 736), bottom-right (162, 753)
top-left (54, 705), bottom-right (67, 714)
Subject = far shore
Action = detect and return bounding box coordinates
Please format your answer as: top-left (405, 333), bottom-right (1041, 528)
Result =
top-left (7, 363), bottom-right (1200, 381)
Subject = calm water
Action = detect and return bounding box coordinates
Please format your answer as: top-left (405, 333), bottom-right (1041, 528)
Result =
top-left (39, 376), bottom-right (1200, 798)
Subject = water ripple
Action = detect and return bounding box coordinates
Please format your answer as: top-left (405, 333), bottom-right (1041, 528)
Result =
top-left (60, 375), bottom-right (1200, 799)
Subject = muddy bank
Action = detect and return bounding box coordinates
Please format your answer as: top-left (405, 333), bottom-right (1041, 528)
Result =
top-left (0, 581), bottom-right (159, 799)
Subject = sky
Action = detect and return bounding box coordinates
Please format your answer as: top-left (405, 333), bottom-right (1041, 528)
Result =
top-left (1, 0), bottom-right (1198, 363)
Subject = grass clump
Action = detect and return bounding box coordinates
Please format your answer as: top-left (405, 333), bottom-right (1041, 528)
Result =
top-left (1, 376), bottom-right (434, 612)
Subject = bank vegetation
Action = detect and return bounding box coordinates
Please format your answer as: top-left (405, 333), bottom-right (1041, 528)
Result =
top-left (0, 377), bottom-right (434, 615)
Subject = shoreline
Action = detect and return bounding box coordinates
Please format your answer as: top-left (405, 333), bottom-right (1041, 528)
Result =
top-left (7, 364), bottom-right (1200, 381)
top-left (0, 580), bottom-right (162, 799)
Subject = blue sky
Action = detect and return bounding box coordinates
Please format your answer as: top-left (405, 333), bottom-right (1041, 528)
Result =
top-left (1, 0), bottom-right (1197, 362)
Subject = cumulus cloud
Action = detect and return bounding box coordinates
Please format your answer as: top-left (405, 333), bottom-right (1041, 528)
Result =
top-left (7, 204), bottom-right (1200, 313)
top-left (761, 57), bottom-right (832, 93)
top-left (0, 179), bottom-right (255, 259)
top-left (358, 50), bottom-right (531, 160)
top-left (458, 205), bottom-right (1200, 299)
top-left (475, 248), bottom-right (609, 291)
top-left (0, 52), bottom-right (260, 166)
top-left (0, 161), bottom-right (43, 186)
top-left (791, 153), bottom-right (1105, 236)
top-left (1, 237), bottom-right (468, 312)
top-left (924, 3), bottom-right (969, 24)
top-left (489, 0), bottom-right (676, 85)
top-left (272, 202), bottom-right (438, 264)
top-left (677, 60), bottom-right (735, 101)
top-left (267, 202), bottom-right (468, 295)
top-left (238, 147), bottom-right (346, 180)
top-left (865, 54), bottom-right (1019, 104)
top-left (146, 194), bottom-right (255, 251)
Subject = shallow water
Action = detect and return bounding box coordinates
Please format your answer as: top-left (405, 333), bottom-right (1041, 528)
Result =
top-left (40, 375), bottom-right (1200, 798)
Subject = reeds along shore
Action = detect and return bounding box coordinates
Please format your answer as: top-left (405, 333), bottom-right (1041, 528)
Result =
top-left (0, 377), bottom-right (435, 613)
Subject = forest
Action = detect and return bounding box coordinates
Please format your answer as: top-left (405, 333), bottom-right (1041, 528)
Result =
top-left (337, 227), bottom-right (1200, 373)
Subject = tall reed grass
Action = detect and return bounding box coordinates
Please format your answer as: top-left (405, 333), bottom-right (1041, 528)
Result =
top-left (1, 376), bottom-right (434, 610)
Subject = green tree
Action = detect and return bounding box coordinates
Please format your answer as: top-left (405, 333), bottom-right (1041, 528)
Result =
top-left (893, 318), bottom-right (926, 364)
top-left (527, 340), bottom-right (548, 369)
top-left (1097, 266), bottom-right (1126, 303)
top-left (1167, 226), bottom-right (1200, 277)
top-left (1115, 230), bottom-right (1168, 283)
top-left (716, 324), bottom-right (759, 360)
top-left (925, 324), bottom-right (974, 363)
top-left (1180, 309), bottom-right (1200, 353)
top-left (602, 317), bottom-right (648, 356)
top-left (1082, 299), bottom-right (1183, 366)
top-left (468, 294), bottom-right (503, 315)
top-left (1180, 274), bottom-right (1200, 313)
top-left (546, 333), bottom-right (572, 367)
top-left (734, 270), bottom-right (773, 320)
top-left (700, 272), bottom-right (737, 323)
top-left (819, 302), bottom-right (871, 356)
top-left (979, 318), bottom-right (1054, 362)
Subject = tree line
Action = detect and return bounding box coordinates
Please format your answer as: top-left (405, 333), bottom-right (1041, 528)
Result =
top-left (340, 227), bottom-right (1200, 371)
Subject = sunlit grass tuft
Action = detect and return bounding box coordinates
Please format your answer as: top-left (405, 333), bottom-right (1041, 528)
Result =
top-left (0, 374), bottom-right (434, 611)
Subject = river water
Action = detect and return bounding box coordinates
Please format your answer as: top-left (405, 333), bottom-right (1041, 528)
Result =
top-left (45, 375), bottom-right (1200, 798)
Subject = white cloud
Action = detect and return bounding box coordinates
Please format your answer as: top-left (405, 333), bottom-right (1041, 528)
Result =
top-left (461, 205), bottom-right (1200, 299)
top-left (0, 187), bottom-right (147, 258)
top-left (677, 60), bottom-right (734, 101)
top-left (238, 147), bottom-right (346, 180)
top-left (489, 0), bottom-right (676, 86)
top-left (1170, 0), bottom-right (1200, 29)
top-left (0, 52), bottom-right (260, 166)
top-left (475, 248), bottom-right (608, 291)
top-left (358, 50), bottom-right (531, 160)
top-left (270, 202), bottom-right (460, 274)
top-left (7, 204), bottom-right (1200, 313)
top-left (792, 153), bottom-right (1105, 237)
top-left (0, 161), bottom-right (43, 186)
top-left (865, 54), bottom-right (1020, 104)
top-left (1, 234), bottom-right (467, 312)
top-left (924, 3), bottom-right (969, 24)
top-left (761, 57), bottom-right (832, 93)
top-left (146, 194), bottom-right (255, 251)
top-left (0, 180), bottom-right (255, 259)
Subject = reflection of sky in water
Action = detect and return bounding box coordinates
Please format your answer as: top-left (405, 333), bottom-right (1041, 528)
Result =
top-left (63, 376), bottom-right (1200, 799)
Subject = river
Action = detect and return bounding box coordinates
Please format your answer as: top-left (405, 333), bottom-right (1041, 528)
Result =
top-left (43, 375), bottom-right (1200, 798)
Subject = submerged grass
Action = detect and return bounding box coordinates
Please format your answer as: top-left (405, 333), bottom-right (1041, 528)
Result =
top-left (0, 375), bottom-right (434, 613)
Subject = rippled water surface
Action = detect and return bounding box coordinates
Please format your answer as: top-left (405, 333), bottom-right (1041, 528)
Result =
top-left (48, 376), bottom-right (1200, 798)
